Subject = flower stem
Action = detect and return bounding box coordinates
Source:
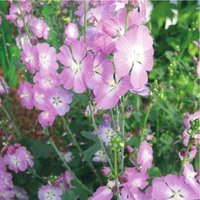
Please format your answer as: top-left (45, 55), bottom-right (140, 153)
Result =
top-left (87, 90), bottom-right (114, 172)
top-left (114, 149), bottom-right (121, 200)
top-left (45, 127), bottom-right (92, 194)
top-left (179, 143), bottom-right (191, 176)
top-left (61, 116), bottom-right (103, 185)
top-left (1, 104), bottom-right (21, 138)
top-left (17, 0), bottom-right (31, 41)
top-left (140, 96), bottom-right (152, 144)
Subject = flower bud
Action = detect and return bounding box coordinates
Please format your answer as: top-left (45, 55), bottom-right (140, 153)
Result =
top-left (113, 122), bottom-right (120, 132)
top-left (126, 145), bottom-right (134, 153)
top-left (90, 90), bottom-right (95, 100)
top-left (126, 105), bottom-right (133, 116)
top-left (101, 167), bottom-right (111, 176)
top-left (14, 143), bottom-right (21, 148)
top-left (112, 187), bottom-right (119, 194)
top-left (180, 149), bottom-right (187, 157)
top-left (117, 99), bottom-right (123, 106)
top-left (126, 132), bottom-right (132, 140)
top-left (137, 129), bottom-right (142, 134)
top-left (88, 16), bottom-right (96, 24)
top-left (103, 114), bottom-right (111, 120)
top-left (145, 105), bottom-right (149, 110)
top-left (31, 37), bottom-right (37, 43)
top-left (119, 174), bottom-right (129, 184)
top-left (146, 123), bottom-right (151, 128)
top-left (8, 146), bottom-right (16, 155)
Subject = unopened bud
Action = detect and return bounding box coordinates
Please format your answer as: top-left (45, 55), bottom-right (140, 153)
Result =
top-left (145, 105), bottom-right (149, 110)
top-left (126, 145), bottom-right (134, 153)
top-left (101, 167), bottom-right (111, 176)
top-left (146, 123), bottom-right (151, 128)
top-left (88, 16), bottom-right (96, 24)
top-left (113, 122), bottom-right (120, 132)
top-left (126, 105), bottom-right (133, 116)
top-left (117, 99), bottom-right (123, 106)
top-left (180, 149), bottom-right (187, 157)
top-left (126, 132), bottom-right (132, 140)
top-left (35, 2), bottom-right (39, 6)
top-left (137, 129), bottom-right (142, 134)
top-left (112, 187), bottom-right (119, 194)
top-left (103, 114), bottom-right (111, 120)
top-left (8, 146), bottom-right (16, 155)
top-left (31, 37), bottom-right (37, 43)
top-left (119, 174), bottom-right (129, 184)
top-left (90, 90), bottom-right (95, 100)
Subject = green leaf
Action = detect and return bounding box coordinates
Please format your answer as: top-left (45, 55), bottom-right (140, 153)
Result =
top-left (12, 60), bottom-right (26, 69)
top-left (81, 130), bottom-right (98, 142)
top-left (83, 142), bottom-right (101, 161)
top-left (30, 140), bottom-right (55, 159)
top-left (61, 189), bottom-right (75, 200)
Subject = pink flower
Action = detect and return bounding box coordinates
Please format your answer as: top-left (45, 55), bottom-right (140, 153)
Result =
top-left (183, 162), bottom-right (200, 196)
top-left (18, 81), bottom-right (34, 109)
top-left (8, 146), bottom-right (16, 155)
top-left (38, 185), bottom-right (63, 200)
top-left (48, 87), bottom-right (73, 116)
top-left (94, 60), bottom-right (130, 109)
top-left (37, 43), bottom-right (58, 77)
top-left (114, 26), bottom-right (153, 88)
top-left (57, 41), bottom-right (93, 93)
top-left (65, 23), bottom-right (79, 39)
top-left (152, 174), bottom-right (199, 200)
top-left (137, 140), bottom-right (153, 172)
top-left (21, 43), bottom-right (39, 74)
top-left (130, 85), bottom-right (150, 96)
top-left (93, 150), bottom-right (108, 163)
top-left (89, 186), bottom-right (113, 200)
top-left (126, 145), bottom-right (134, 153)
top-left (196, 61), bottom-right (200, 78)
top-left (38, 105), bottom-right (57, 126)
top-left (146, 135), bottom-right (154, 140)
top-left (4, 149), bottom-right (27, 173)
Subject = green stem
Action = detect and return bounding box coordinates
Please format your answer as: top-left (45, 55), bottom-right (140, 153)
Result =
top-left (140, 97), bottom-right (152, 144)
top-left (156, 99), bottom-right (159, 148)
top-left (27, 166), bottom-right (47, 184)
top-left (125, 0), bottom-right (130, 32)
top-left (110, 109), bottom-right (115, 122)
top-left (18, 106), bottom-right (25, 132)
top-left (1, 104), bottom-right (21, 138)
top-left (179, 143), bottom-right (192, 176)
top-left (1, 25), bottom-right (11, 87)
top-left (61, 116), bottom-right (103, 185)
top-left (17, 0), bottom-right (31, 41)
top-left (120, 96), bottom-right (125, 172)
top-left (116, 105), bottom-right (119, 124)
top-left (23, 119), bottom-right (38, 135)
top-left (87, 90), bottom-right (114, 172)
top-left (84, 0), bottom-right (87, 44)
top-left (45, 127), bottom-right (92, 194)
top-left (114, 149), bottom-right (121, 200)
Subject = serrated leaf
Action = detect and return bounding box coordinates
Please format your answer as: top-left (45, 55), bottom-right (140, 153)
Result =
top-left (12, 60), bottom-right (26, 69)
top-left (83, 142), bottom-right (101, 161)
top-left (81, 130), bottom-right (98, 142)
top-left (30, 140), bottom-right (55, 159)
top-left (61, 189), bottom-right (75, 200)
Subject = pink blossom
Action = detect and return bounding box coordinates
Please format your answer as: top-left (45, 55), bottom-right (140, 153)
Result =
top-left (114, 26), bottom-right (153, 88)
top-left (94, 60), bottom-right (130, 109)
top-left (37, 43), bottom-right (58, 77)
top-left (89, 186), bottom-right (113, 200)
top-left (146, 135), bottom-right (154, 140)
top-left (101, 167), bottom-right (111, 176)
top-left (48, 87), bottom-right (73, 116)
top-left (137, 140), bottom-right (153, 172)
top-left (18, 81), bottom-right (34, 109)
top-left (38, 105), bottom-right (57, 126)
top-left (4, 149), bottom-right (27, 173)
top-left (65, 23), bottom-right (79, 39)
top-left (152, 174), bottom-right (199, 200)
top-left (15, 33), bottom-right (30, 49)
top-left (130, 85), bottom-right (151, 96)
top-left (21, 43), bottom-right (39, 74)
top-left (57, 41), bottom-right (93, 93)
top-left (196, 61), bottom-right (200, 78)
top-left (8, 146), bottom-right (16, 155)
top-left (126, 145), bottom-right (134, 153)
